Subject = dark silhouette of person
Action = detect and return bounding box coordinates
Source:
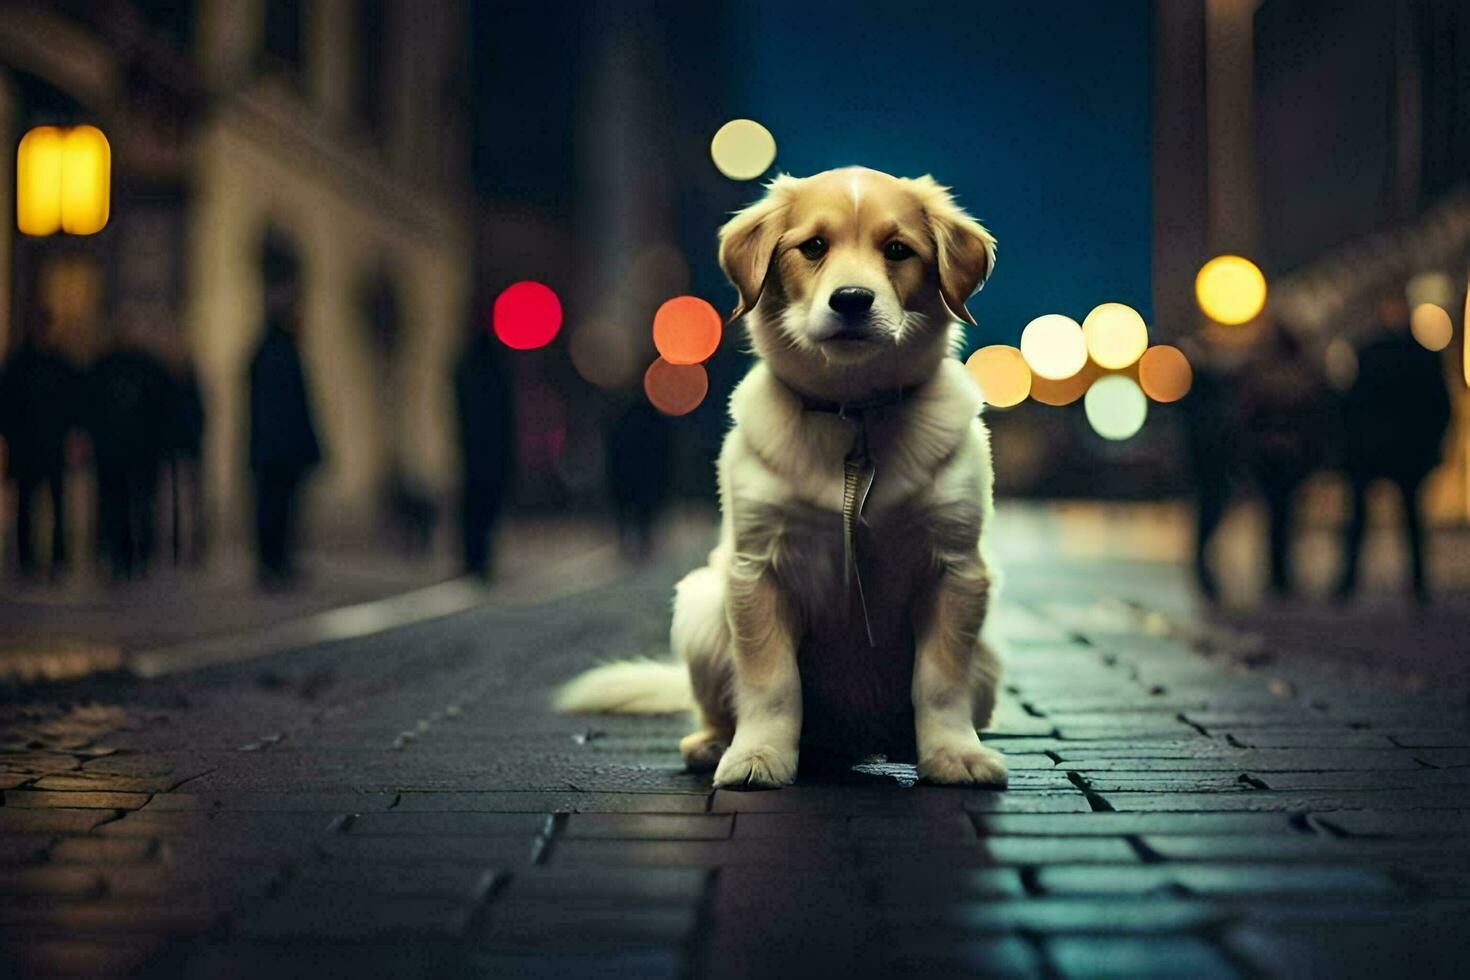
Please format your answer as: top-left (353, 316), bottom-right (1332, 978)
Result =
top-left (1179, 338), bottom-right (1241, 603)
top-left (453, 314), bottom-right (514, 578)
top-left (605, 398), bottom-right (673, 561)
top-left (1240, 321), bottom-right (1333, 598)
top-left (1336, 296), bottom-right (1452, 604)
top-left (87, 332), bottom-right (176, 581)
top-left (0, 310), bottom-right (82, 578)
top-left (166, 361), bottom-right (207, 563)
top-left (248, 237), bottom-right (321, 588)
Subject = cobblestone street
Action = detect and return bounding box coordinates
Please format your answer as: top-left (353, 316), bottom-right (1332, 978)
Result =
top-left (2, 509), bottom-right (1468, 978)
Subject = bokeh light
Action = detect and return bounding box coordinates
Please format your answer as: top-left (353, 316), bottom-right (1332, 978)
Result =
top-left (644, 357), bottom-right (708, 416)
top-left (1463, 284), bottom-right (1469, 389)
top-left (1019, 314), bottom-right (1087, 380)
top-left (1028, 361), bottom-right (1098, 406)
top-left (1195, 255), bottom-right (1267, 325)
top-left (1410, 303), bottom-right (1452, 352)
top-left (652, 296), bottom-right (722, 365)
top-left (17, 125), bottom-right (110, 236)
top-left (569, 320), bottom-right (640, 389)
top-left (493, 281), bottom-right (562, 350)
top-left (710, 119), bottom-right (777, 180)
top-left (1082, 303), bottom-right (1148, 369)
top-left (964, 345), bottom-right (1031, 408)
top-left (1406, 271), bottom-right (1454, 311)
top-left (1324, 337), bottom-right (1358, 391)
top-left (1084, 374), bottom-right (1148, 440)
top-left (1137, 345), bottom-right (1192, 403)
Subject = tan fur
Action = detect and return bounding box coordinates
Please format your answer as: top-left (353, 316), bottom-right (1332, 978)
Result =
top-left (559, 167), bottom-right (1005, 789)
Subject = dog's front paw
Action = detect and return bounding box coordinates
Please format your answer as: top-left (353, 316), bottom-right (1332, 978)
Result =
top-left (712, 743), bottom-right (797, 789)
top-left (919, 741), bottom-right (1008, 787)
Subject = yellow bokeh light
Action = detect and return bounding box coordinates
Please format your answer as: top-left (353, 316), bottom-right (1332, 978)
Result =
top-left (1029, 360), bottom-right (1098, 406)
top-left (16, 125), bottom-right (109, 236)
top-left (1195, 255), bottom-right (1266, 325)
top-left (1084, 375), bottom-right (1148, 440)
top-left (1463, 284), bottom-right (1469, 389)
top-left (1020, 314), bottom-right (1087, 380)
top-left (964, 345), bottom-right (1031, 408)
top-left (1082, 302), bottom-right (1148, 369)
top-left (1409, 302), bottom-right (1452, 352)
top-left (1137, 345), bottom-right (1193, 403)
top-left (710, 119), bottom-right (777, 180)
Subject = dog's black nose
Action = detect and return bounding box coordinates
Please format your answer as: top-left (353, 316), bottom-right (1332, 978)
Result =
top-left (829, 286), bottom-right (875, 319)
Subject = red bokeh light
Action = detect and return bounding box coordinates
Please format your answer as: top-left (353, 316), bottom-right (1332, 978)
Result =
top-left (493, 281), bottom-right (562, 350)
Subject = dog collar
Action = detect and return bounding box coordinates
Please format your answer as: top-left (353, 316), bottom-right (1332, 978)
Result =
top-left (798, 385), bottom-right (919, 417)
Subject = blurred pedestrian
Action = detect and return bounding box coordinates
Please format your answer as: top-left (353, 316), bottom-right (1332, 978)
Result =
top-left (249, 235), bottom-right (321, 588)
top-left (1178, 337), bottom-right (1242, 603)
top-left (1240, 321), bottom-right (1332, 598)
top-left (1335, 295), bottom-right (1452, 604)
top-left (166, 359), bottom-right (207, 563)
top-left (87, 326), bottom-right (175, 581)
top-left (605, 398), bottom-right (673, 562)
top-left (453, 311), bottom-right (514, 579)
top-left (0, 310), bottom-right (83, 579)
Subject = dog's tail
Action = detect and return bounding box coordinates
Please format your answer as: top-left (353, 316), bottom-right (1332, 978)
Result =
top-left (553, 660), bottom-right (694, 715)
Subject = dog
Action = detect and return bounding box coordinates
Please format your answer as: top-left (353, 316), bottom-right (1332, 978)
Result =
top-left (557, 166), bottom-right (1005, 789)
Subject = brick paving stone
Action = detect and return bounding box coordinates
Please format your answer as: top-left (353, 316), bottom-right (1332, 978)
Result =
top-left (93, 810), bottom-right (342, 838)
top-left (99, 864), bottom-right (282, 900)
top-left (873, 868), bottom-right (1028, 902)
top-left (962, 791), bottom-right (1095, 813)
top-left (458, 948), bottom-right (684, 979)
top-left (48, 837), bottom-right (159, 864)
top-left (1313, 810), bottom-right (1470, 837)
top-left (561, 813), bottom-right (733, 840)
top-left (1097, 789), bottom-right (1470, 812)
top-left (1037, 863), bottom-right (1401, 897)
top-left (142, 791), bottom-right (398, 812)
top-left (473, 903), bottom-right (698, 947)
top-left (548, 838), bottom-right (855, 870)
top-left (29, 771), bottom-right (178, 793)
top-left (393, 790), bottom-right (711, 813)
top-left (506, 867), bottom-right (708, 904)
top-left (2, 789), bottom-right (152, 809)
top-left (316, 835), bottom-right (540, 865)
top-left (346, 811), bottom-right (551, 836)
top-left (888, 896), bottom-right (1226, 934)
top-left (973, 812), bottom-right (1303, 835)
top-left (236, 896), bottom-right (476, 940)
top-left (848, 813), bottom-right (977, 840)
top-left (175, 942), bottom-right (463, 980)
top-left (1386, 730), bottom-right (1470, 748)
top-left (1059, 750), bottom-right (1425, 771)
top-left (858, 837), bottom-right (1139, 866)
top-left (0, 807), bottom-right (115, 834)
top-left (283, 863), bottom-right (499, 900)
top-left (1047, 935), bottom-right (1239, 978)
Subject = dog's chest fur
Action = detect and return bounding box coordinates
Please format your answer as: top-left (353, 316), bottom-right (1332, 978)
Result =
top-left (721, 360), bottom-right (992, 761)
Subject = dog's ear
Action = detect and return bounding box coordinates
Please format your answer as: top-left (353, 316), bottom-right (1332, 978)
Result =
top-left (908, 176), bottom-right (996, 327)
top-left (718, 177), bottom-right (796, 320)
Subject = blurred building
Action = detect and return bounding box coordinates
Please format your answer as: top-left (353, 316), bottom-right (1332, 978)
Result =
top-left (1154, 0), bottom-right (1470, 519)
top-left (1, 0), bottom-right (472, 547)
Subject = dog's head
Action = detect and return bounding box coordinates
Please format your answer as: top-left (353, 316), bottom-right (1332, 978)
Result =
top-left (719, 166), bottom-right (995, 401)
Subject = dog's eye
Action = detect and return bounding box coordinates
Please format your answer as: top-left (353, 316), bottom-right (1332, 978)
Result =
top-left (883, 241), bottom-right (916, 261)
top-left (797, 237), bottom-right (827, 261)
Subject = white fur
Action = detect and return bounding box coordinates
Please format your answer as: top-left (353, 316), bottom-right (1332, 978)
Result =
top-left (552, 661), bottom-right (692, 714)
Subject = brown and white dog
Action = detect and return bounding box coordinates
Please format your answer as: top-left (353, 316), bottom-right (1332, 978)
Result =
top-left (557, 166), bottom-right (1005, 788)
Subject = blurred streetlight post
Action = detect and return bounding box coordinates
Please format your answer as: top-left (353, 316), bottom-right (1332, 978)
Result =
top-left (16, 124), bottom-right (109, 236)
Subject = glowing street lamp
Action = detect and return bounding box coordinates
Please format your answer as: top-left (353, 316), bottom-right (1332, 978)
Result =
top-left (16, 125), bottom-right (111, 236)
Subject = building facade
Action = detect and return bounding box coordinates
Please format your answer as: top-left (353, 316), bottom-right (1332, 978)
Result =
top-left (1, 0), bottom-right (473, 555)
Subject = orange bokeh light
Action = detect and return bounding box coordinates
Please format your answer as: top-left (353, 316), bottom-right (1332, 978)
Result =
top-left (1029, 361), bottom-right (1100, 406)
top-left (644, 357), bottom-right (708, 416)
top-left (652, 296), bottom-right (722, 365)
top-left (1137, 345), bottom-right (1193, 403)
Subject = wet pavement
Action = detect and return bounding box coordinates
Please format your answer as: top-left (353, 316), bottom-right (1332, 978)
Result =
top-left (1, 506), bottom-right (1469, 978)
